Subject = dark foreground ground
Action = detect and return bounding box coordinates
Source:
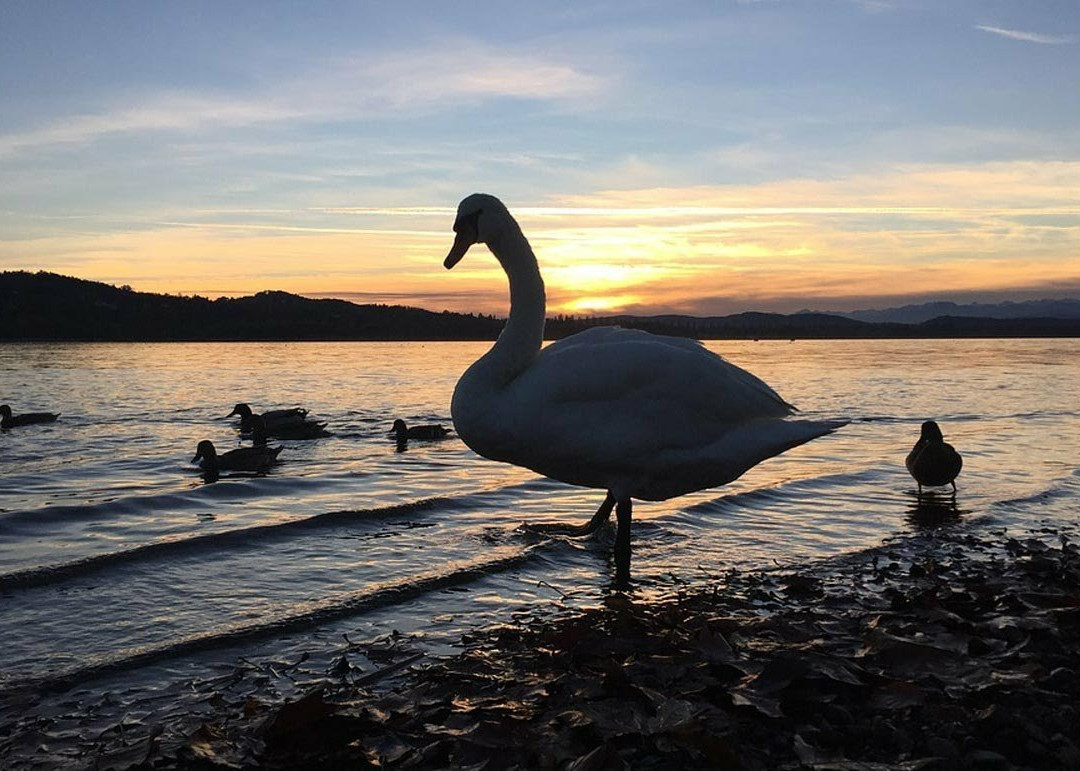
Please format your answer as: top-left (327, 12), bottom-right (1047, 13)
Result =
top-left (77, 515), bottom-right (1080, 769)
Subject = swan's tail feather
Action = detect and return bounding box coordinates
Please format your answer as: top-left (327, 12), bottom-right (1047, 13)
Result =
top-left (642, 418), bottom-right (847, 501)
top-left (722, 417), bottom-right (846, 478)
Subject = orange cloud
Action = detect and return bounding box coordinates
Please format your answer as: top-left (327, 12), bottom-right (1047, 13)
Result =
top-left (3, 161), bottom-right (1078, 314)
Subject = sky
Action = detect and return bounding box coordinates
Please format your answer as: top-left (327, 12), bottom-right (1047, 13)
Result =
top-left (1, 0), bottom-right (1078, 316)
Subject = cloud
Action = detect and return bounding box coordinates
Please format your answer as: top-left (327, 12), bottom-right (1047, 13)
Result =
top-left (975, 25), bottom-right (1076, 45)
top-left (0, 95), bottom-right (301, 158)
top-left (0, 42), bottom-right (604, 158)
top-left (5, 161), bottom-right (1079, 315)
top-left (347, 45), bottom-right (603, 107)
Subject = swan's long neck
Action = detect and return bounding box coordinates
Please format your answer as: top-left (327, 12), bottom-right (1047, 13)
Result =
top-left (478, 222), bottom-right (545, 387)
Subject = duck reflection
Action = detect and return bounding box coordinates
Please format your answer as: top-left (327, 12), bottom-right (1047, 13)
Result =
top-left (906, 489), bottom-right (963, 529)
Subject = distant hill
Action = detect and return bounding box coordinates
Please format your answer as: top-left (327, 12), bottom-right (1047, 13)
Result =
top-left (0, 271), bottom-right (501, 341)
top-left (812, 299), bottom-right (1080, 325)
top-left (3, 271), bottom-right (1079, 341)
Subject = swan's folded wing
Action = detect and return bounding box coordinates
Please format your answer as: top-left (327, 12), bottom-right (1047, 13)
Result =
top-left (528, 327), bottom-right (793, 421)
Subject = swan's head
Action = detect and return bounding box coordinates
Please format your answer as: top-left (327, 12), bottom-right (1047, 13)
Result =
top-left (192, 439), bottom-right (218, 464)
top-left (920, 420), bottom-right (944, 442)
top-left (444, 193), bottom-right (511, 269)
top-left (227, 403), bottom-right (253, 419)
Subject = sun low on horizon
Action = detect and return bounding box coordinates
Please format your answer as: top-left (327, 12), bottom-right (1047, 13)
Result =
top-left (2, 1), bottom-right (1078, 317)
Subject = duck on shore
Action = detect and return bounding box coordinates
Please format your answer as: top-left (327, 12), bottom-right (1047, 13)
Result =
top-left (1, 404), bottom-right (60, 429)
top-left (906, 420), bottom-right (963, 493)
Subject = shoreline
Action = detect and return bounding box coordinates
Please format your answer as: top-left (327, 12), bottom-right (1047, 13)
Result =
top-left (106, 515), bottom-right (1080, 770)
top-left (4, 335), bottom-right (1080, 344)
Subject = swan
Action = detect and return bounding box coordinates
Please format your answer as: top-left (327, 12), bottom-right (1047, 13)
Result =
top-left (391, 419), bottom-right (451, 441)
top-left (906, 420), bottom-right (962, 493)
top-left (442, 193), bottom-right (844, 584)
top-left (1, 404), bottom-right (60, 429)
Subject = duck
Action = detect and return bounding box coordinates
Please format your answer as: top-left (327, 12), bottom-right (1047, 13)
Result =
top-left (227, 402), bottom-right (307, 431)
top-left (1, 404), bottom-right (60, 429)
top-left (227, 402), bottom-right (332, 439)
top-left (906, 420), bottom-right (962, 493)
top-left (249, 414), bottom-right (271, 446)
top-left (191, 439), bottom-right (282, 476)
top-left (267, 420), bottom-right (333, 440)
top-left (442, 193), bottom-right (843, 585)
top-left (391, 419), bottom-right (451, 441)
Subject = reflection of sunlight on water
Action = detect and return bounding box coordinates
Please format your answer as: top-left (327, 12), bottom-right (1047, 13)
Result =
top-left (1, 338), bottom-right (1078, 757)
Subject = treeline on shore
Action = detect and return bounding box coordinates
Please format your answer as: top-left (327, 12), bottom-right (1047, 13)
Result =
top-left (3, 270), bottom-right (1079, 342)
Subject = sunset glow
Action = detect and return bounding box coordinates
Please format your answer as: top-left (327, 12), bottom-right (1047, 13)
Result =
top-left (2, 3), bottom-right (1078, 315)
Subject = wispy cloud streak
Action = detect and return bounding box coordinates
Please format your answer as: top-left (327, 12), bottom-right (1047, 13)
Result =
top-left (975, 25), bottom-right (1076, 45)
top-left (0, 43), bottom-right (603, 158)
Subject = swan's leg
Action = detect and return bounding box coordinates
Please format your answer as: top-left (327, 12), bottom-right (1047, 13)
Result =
top-left (529, 492), bottom-right (615, 535)
top-left (579, 492), bottom-right (616, 535)
top-left (614, 498), bottom-right (632, 587)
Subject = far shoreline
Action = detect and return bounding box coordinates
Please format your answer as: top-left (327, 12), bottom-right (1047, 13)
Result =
top-left (4, 272), bottom-right (1080, 343)
top-left (3, 334), bottom-right (1080, 343)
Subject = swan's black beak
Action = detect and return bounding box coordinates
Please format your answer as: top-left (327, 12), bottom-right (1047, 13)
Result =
top-left (444, 230), bottom-right (473, 269)
top-left (445, 210), bottom-right (480, 269)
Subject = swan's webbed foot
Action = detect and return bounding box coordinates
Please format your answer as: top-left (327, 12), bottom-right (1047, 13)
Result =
top-left (526, 492), bottom-right (615, 536)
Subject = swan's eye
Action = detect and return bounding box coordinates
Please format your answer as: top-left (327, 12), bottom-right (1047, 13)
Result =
top-left (454, 209), bottom-right (481, 236)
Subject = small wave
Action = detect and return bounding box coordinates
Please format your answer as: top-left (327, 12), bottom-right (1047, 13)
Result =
top-left (0, 546), bottom-right (536, 699)
top-left (992, 483), bottom-right (1079, 511)
top-left (998, 409), bottom-right (1080, 421)
top-left (0, 477), bottom-right (561, 591)
top-left (0, 475), bottom-right (333, 532)
top-left (0, 496), bottom-right (458, 591)
top-left (678, 469), bottom-right (887, 518)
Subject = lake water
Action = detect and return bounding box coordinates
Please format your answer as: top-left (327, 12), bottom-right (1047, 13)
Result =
top-left (1, 338), bottom-right (1078, 766)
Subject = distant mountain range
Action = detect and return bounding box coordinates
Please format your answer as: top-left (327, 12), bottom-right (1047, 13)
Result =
top-left (3, 271), bottom-right (1079, 341)
top-left (809, 299), bottom-right (1080, 324)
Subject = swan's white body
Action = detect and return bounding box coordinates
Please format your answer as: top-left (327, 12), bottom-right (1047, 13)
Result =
top-left (444, 194), bottom-right (841, 580)
top-left (455, 324), bottom-right (836, 501)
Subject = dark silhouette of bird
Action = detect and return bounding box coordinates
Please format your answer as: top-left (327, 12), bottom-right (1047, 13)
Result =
top-left (441, 193), bottom-right (842, 586)
top-left (1, 404), bottom-right (60, 429)
top-left (249, 414), bottom-right (271, 447)
top-left (227, 402), bottom-right (306, 430)
top-left (906, 420), bottom-right (962, 493)
top-left (227, 402), bottom-right (331, 439)
top-left (391, 418), bottom-right (450, 441)
top-left (191, 439), bottom-right (282, 477)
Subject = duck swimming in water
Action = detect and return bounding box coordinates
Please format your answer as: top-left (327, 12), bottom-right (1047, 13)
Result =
top-left (1, 404), bottom-right (60, 429)
top-left (191, 439), bottom-right (282, 476)
top-left (227, 403), bottom-right (307, 431)
top-left (391, 419), bottom-right (450, 441)
top-left (442, 193), bottom-right (843, 585)
top-left (227, 403), bottom-right (331, 439)
top-left (906, 420), bottom-right (963, 493)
